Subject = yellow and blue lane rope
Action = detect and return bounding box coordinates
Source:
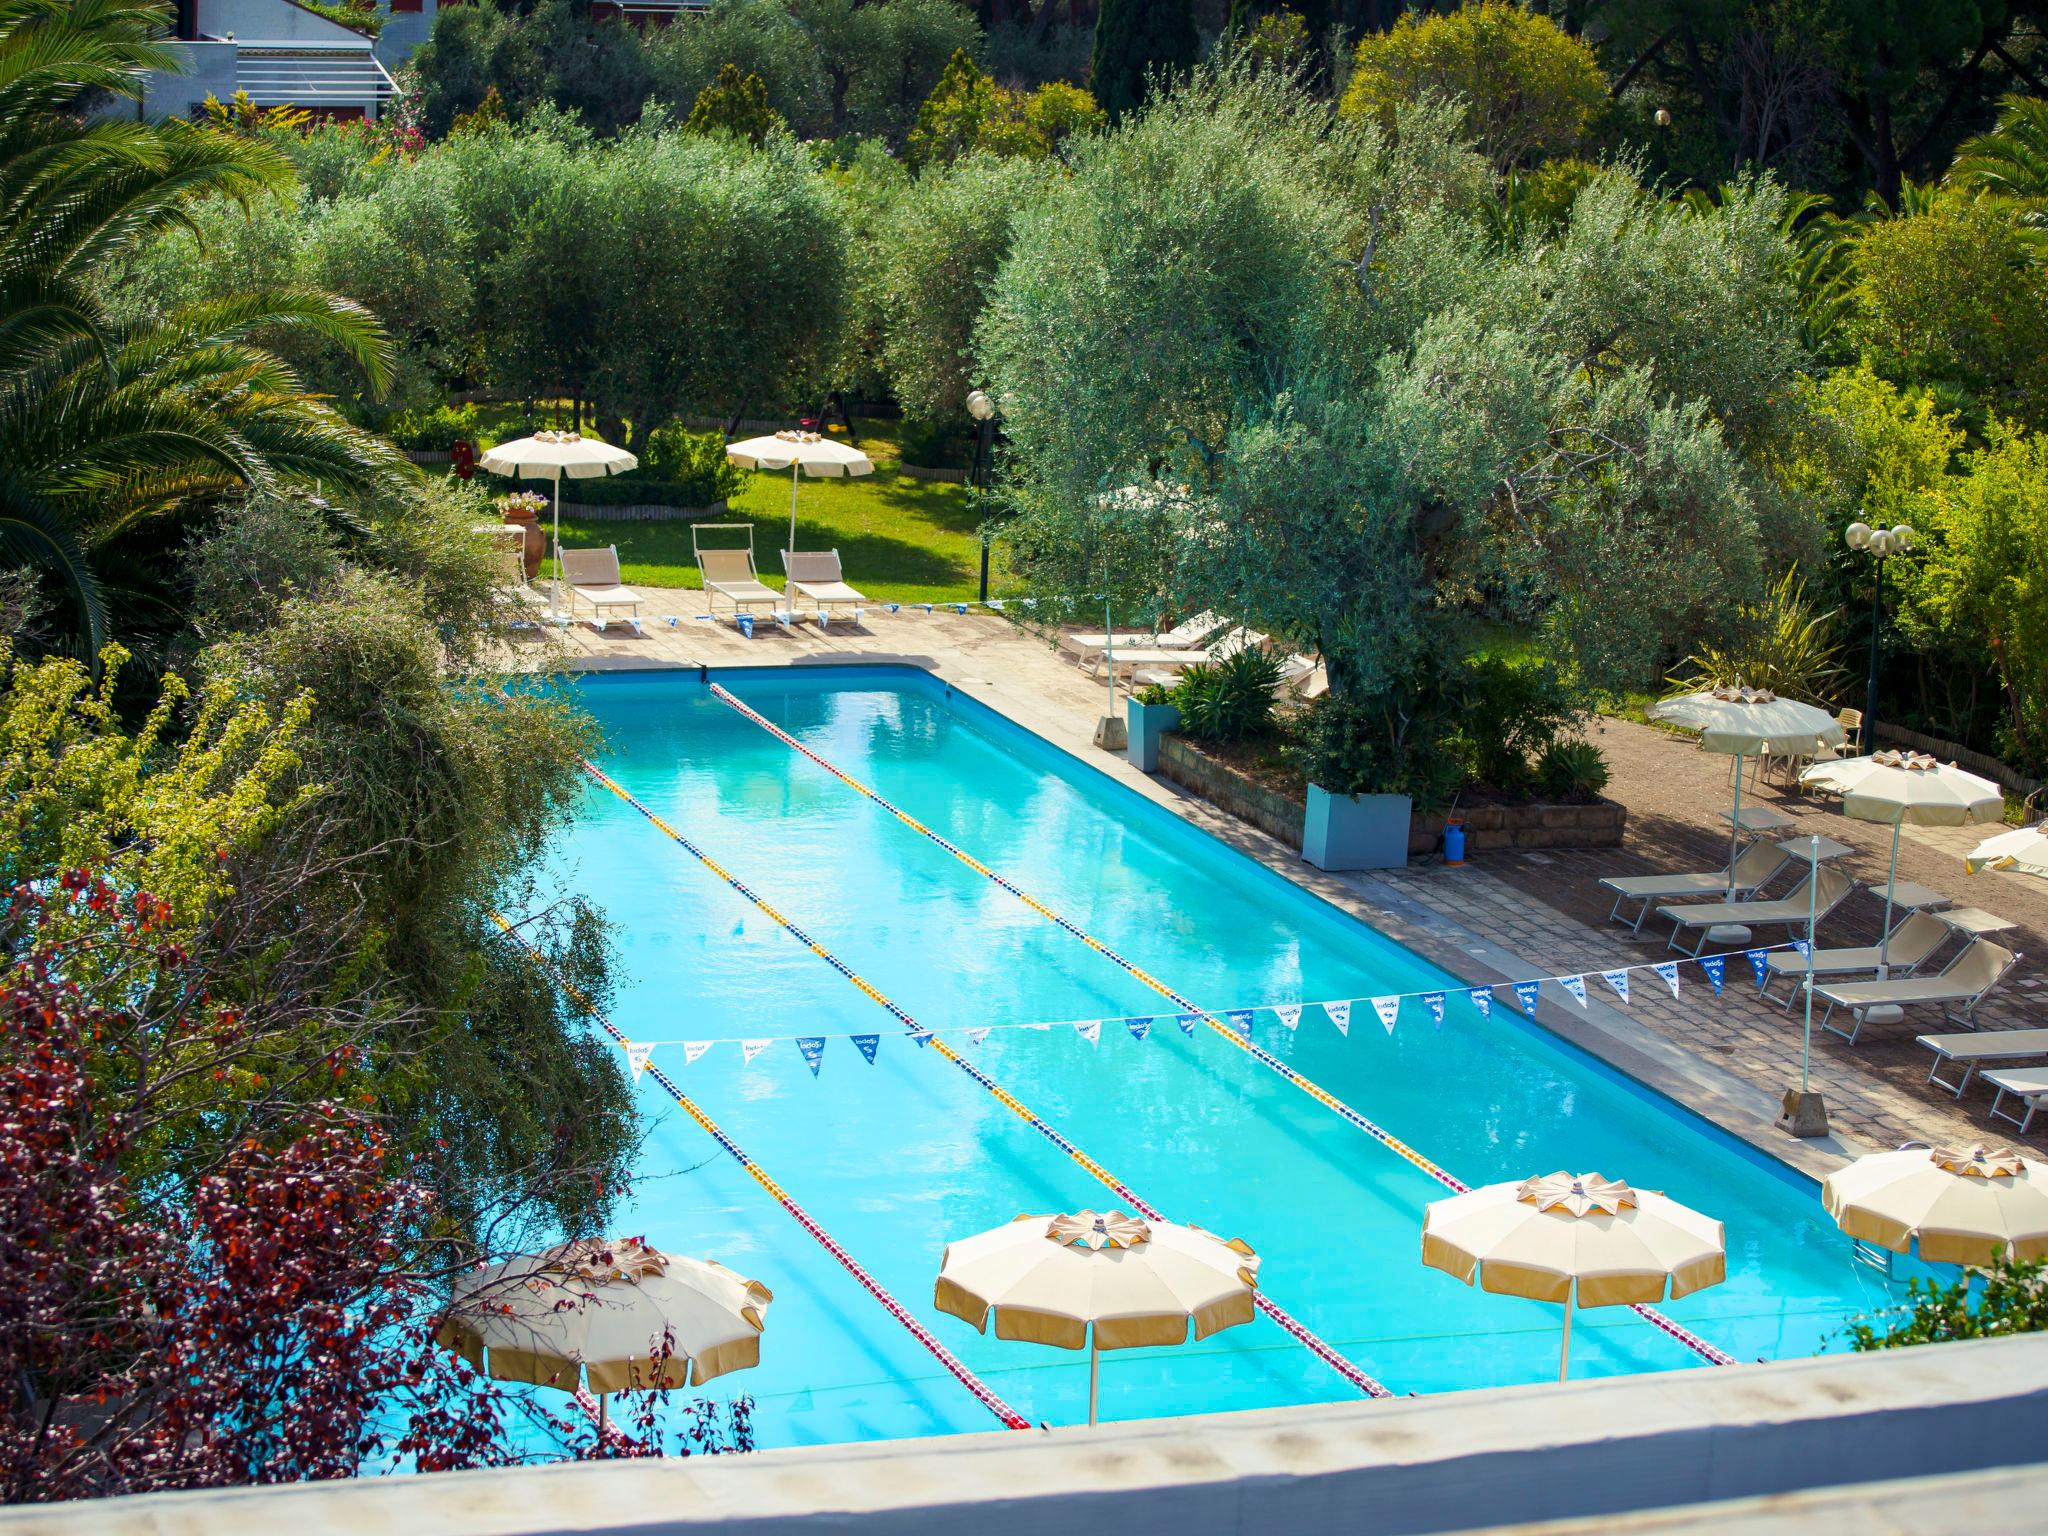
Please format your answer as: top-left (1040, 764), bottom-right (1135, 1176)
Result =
top-left (488, 910), bottom-right (1032, 1431)
top-left (707, 682), bottom-right (1738, 1370)
top-left (568, 760), bottom-right (1395, 1400)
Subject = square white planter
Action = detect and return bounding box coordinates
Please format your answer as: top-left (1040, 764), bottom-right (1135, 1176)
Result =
top-left (1302, 786), bottom-right (1412, 871)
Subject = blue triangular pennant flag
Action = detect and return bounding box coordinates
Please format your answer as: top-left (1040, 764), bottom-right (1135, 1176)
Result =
top-left (909, 1026), bottom-right (935, 1048)
top-left (1175, 1013), bottom-right (1200, 1036)
top-left (737, 614), bottom-right (754, 639)
top-left (1514, 980), bottom-right (1542, 1017)
top-left (1746, 948), bottom-right (1771, 988)
top-left (1275, 1004), bottom-right (1302, 1032)
top-left (1226, 1009), bottom-right (1255, 1033)
top-left (1653, 961), bottom-right (1680, 999)
top-left (1422, 992), bottom-right (1446, 1028)
top-left (1075, 1019), bottom-right (1101, 1046)
top-left (1560, 974), bottom-right (1588, 1008)
top-left (852, 1034), bottom-right (880, 1064)
top-left (796, 1036), bottom-right (825, 1076)
top-left (1371, 996), bottom-right (1401, 1034)
top-left (1699, 955), bottom-right (1726, 995)
top-left (884, 602), bottom-right (900, 614)
top-left (1792, 938), bottom-right (1811, 956)
top-left (1124, 1016), bottom-right (1152, 1042)
top-left (1467, 987), bottom-right (1492, 1020)
top-left (1325, 1000), bottom-right (1351, 1035)
top-left (1601, 969), bottom-right (1631, 1004)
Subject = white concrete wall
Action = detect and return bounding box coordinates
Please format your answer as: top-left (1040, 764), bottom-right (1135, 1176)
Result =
top-left (5, 1335), bottom-right (2045, 1536)
top-left (196, 0), bottom-right (365, 43)
top-left (135, 40), bottom-right (238, 120)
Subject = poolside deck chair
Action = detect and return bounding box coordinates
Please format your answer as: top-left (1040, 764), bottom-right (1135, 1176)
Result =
top-left (1815, 939), bottom-right (2020, 1044)
top-left (694, 535), bottom-right (783, 628)
top-left (1062, 611), bottom-right (1227, 663)
top-left (782, 549), bottom-right (866, 623)
top-left (1599, 840), bottom-right (1794, 935)
top-left (1657, 865), bottom-right (1855, 957)
top-left (1087, 626), bottom-right (1267, 680)
top-left (1757, 909), bottom-right (1952, 1007)
top-left (558, 547), bottom-right (644, 634)
top-left (1985, 1067), bottom-right (2048, 1134)
top-left (1917, 1027), bottom-right (2048, 1097)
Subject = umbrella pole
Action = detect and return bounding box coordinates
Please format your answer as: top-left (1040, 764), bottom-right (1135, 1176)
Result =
top-left (1879, 822), bottom-right (1901, 977)
top-left (1559, 1289), bottom-right (1572, 1383)
top-left (1103, 599), bottom-right (1116, 717)
top-left (1088, 1339), bottom-right (1100, 1426)
top-left (787, 462), bottom-right (800, 622)
top-left (1725, 753), bottom-right (1744, 896)
top-left (551, 471), bottom-right (562, 622)
top-left (1803, 834), bottom-right (1817, 1094)
top-left (597, 1392), bottom-right (607, 1431)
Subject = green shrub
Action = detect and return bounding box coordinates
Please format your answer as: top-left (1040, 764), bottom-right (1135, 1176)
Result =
top-left (384, 402), bottom-right (480, 452)
top-left (635, 420), bottom-right (746, 505)
top-left (1537, 738), bottom-right (1609, 799)
top-left (1456, 654), bottom-right (1578, 793)
top-left (1171, 648), bottom-right (1283, 741)
top-left (898, 414), bottom-right (973, 469)
top-left (1847, 1254), bottom-right (2048, 1351)
top-left (1132, 681), bottom-right (1177, 706)
top-left (1286, 681), bottom-right (1463, 810)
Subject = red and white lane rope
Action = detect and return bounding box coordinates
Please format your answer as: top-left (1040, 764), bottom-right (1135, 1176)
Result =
top-left (489, 911), bottom-right (1031, 1431)
top-left (567, 765), bottom-right (1395, 1400)
top-left (708, 682), bottom-right (1737, 1370)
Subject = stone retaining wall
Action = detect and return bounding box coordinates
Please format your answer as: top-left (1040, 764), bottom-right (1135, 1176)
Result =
top-left (1158, 736), bottom-right (1305, 849)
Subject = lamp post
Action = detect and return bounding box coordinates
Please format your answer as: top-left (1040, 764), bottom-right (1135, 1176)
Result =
top-left (967, 389), bottom-right (999, 604)
top-left (1844, 520), bottom-right (1914, 752)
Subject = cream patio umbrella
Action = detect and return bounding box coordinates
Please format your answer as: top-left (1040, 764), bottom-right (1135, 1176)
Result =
top-left (481, 431), bottom-right (639, 621)
top-left (1968, 823), bottom-right (2048, 879)
top-left (726, 430), bottom-right (874, 614)
top-left (1799, 751), bottom-right (2003, 973)
top-left (437, 1236), bottom-right (771, 1427)
top-left (1822, 1144), bottom-right (2048, 1266)
top-left (935, 1209), bottom-right (1259, 1425)
top-left (1648, 686), bottom-right (1846, 894)
top-left (1421, 1172), bottom-right (1725, 1382)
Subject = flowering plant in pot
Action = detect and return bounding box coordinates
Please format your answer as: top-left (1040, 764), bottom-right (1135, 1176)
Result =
top-left (495, 491), bottom-right (549, 579)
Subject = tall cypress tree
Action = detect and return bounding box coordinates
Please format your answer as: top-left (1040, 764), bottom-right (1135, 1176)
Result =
top-left (1090, 0), bottom-right (1199, 123)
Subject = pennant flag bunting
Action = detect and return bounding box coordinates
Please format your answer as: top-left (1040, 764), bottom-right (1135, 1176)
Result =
top-left (852, 1034), bottom-right (880, 1064)
top-left (1558, 974), bottom-right (1587, 1007)
top-left (1514, 980), bottom-right (1543, 1017)
top-left (1422, 991), bottom-right (1446, 1028)
top-left (1325, 1000), bottom-right (1352, 1035)
top-left (1024, 1021), bottom-right (1052, 1031)
top-left (909, 1026), bottom-right (935, 1048)
top-left (624, 1042), bottom-right (653, 1082)
top-left (741, 1038), bottom-right (772, 1065)
top-left (1467, 988), bottom-right (1492, 1020)
top-left (1124, 1016), bottom-right (1153, 1042)
top-left (1175, 1013), bottom-right (1200, 1036)
top-left (965, 1027), bottom-right (991, 1048)
top-left (1653, 962), bottom-right (1681, 999)
top-left (1226, 1009), bottom-right (1255, 1033)
top-left (683, 1041), bottom-right (713, 1065)
top-left (796, 1037), bottom-right (825, 1076)
top-left (1275, 1004), bottom-right (1303, 1032)
top-left (1371, 996), bottom-right (1401, 1034)
top-left (1601, 969), bottom-right (1631, 1004)
top-left (1745, 948), bottom-right (1771, 988)
top-left (1792, 938), bottom-right (1810, 956)
top-left (1075, 1019), bottom-right (1101, 1046)
top-left (1699, 955), bottom-right (1726, 995)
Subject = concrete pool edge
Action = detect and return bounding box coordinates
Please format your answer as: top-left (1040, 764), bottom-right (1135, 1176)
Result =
top-left (569, 656), bottom-right (1861, 1186)
top-left (22, 1333), bottom-right (2046, 1534)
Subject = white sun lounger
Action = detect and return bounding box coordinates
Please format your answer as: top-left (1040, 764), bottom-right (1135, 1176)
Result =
top-left (1985, 1067), bottom-right (2048, 1133)
top-left (1089, 626), bottom-right (1268, 680)
top-left (1917, 1027), bottom-right (2048, 1097)
top-left (1062, 611), bottom-right (1227, 663)
top-left (1600, 841), bottom-right (1794, 934)
top-left (558, 546), bottom-right (644, 634)
top-left (781, 549), bottom-right (866, 622)
top-left (495, 550), bottom-right (560, 629)
top-left (1658, 866), bottom-right (1855, 956)
top-left (1815, 939), bottom-right (2020, 1044)
top-left (1758, 909), bottom-right (1952, 1007)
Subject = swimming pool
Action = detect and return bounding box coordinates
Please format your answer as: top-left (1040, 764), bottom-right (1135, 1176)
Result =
top-left (542, 666), bottom-right (1910, 1447)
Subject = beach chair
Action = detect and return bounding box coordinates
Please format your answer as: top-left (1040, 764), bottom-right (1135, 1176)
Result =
top-left (1061, 611), bottom-right (1227, 664)
top-left (1657, 865), bottom-right (1855, 956)
top-left (558, 546), bottom-right (644, 634)
top-left (1815, 939), bottom-right (2020, 1044)
top-left (1088, 626), bottom-right (1266, 680)
top-left (781, 549), bottom-right (866, 623)
top-left (1599, 841), bottom-right (1794, 934)
top-left (693, 525), bottom-right (782, 629)
top-left (1985, 1068), bottom-right (2048, 1134)
top-left (1917, 1027), bottom-right (2048, 1097)
top-left (1757, 909), bottom-right (1952, 1007)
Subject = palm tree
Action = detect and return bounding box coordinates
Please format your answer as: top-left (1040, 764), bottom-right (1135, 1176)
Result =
top-left (1950, 94), bottom-right (2048, 210)
top-left (0, 0), bottom-right (412, 658)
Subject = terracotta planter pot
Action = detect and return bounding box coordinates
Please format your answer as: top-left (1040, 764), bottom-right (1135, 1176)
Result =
top-left (501, 507), bottom-right (543, 580)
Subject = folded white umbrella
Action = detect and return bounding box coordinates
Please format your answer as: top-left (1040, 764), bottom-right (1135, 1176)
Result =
top-left (1649, 686), bottom-right (1845, 893)
top-left (727, 431), bottom-right (875, 597)
top-left (481, 431), bottom-right (638, 619)
top-left (935, 1210), bottom-right (1259, 1424)
top-left (1422, 1172), bottom-right (1725, 1381)
top-left (1800, 751), bottom-right (2003, 970)
top-left (438, 1237), bottom-right (771, 1406)
top-left (1969, 823), bottom-right (2048, 879)
top-left (1822, 1144), bottom-right (2048, 1265)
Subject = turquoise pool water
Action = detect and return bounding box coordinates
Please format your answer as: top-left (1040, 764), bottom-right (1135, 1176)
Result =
top-left (543, 666), bottom-right (1910, 1447)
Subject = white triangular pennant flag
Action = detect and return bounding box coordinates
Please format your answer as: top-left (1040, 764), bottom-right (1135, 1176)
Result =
top-left (1075, 1019), bottom-right (1101, 1046)
top-left (741, 1038), bottom-right (772, 1064)
top-left (624, 1042), bottom-right (653, 1082)
top-left (1560, 974), bottom-right (1588, 1007)
top-left (1275, 1004), bottom-right (1302, 1032)
top-left (1324, 1000), bottom-right (1351, 1036)
top-left (1601, 969), bottom-right (1631, 1004)
top-left (1653, 961), bottom-right (1680, 999)
top-left (965, 1027), bottom-right (991, 1048)
top-left (1371, 996), bottom-right (1400, 1034)
top-left (683, 1041), bottom-right (712, 1064)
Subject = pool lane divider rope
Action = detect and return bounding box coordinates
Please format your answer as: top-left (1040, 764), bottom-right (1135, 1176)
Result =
top-left (487, 911), bottom-right (1032, 1432)
top-left (565, 764), bottom-right (1395, 1401)
top-left (706, 682), bottom-right (1739, 1371)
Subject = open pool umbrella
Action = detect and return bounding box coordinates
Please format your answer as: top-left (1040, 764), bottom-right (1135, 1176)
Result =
top-left (481, 431), bottom-right (638, 620)
top-left (726, 431), bottom-right (874, 611)
top-left (438, 1236), bottom-right (770, 1424)
top-left (1822, 1144), bottom-right (2048, 1265)
top-left (1968, 823), bottom-right (2048, 879)
top-left (1648, 686), bottom-right (1845, 893)
top-left (1422, 1172), bottom-right (1725, 1382)
top-left (935, 1210), bottom-right (1259, 1425)
top-left (1800, 751), bottom-right (2002, 972)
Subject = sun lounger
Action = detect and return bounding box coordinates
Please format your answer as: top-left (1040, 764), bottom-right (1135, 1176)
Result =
top-left (1062, 611), bottom-right (1227, 663)
top-left (1917, 1027), bottom-right (2048, 1097)
top-left (1088, 627), bottom-right (1267, 680)
top-left (697, 546), bottom-right (782, 625)
top-left (1657, 866), bottom-right (1853, 956)
top-left (1815, 939), bottom-right (2020, 1044)
top-left (494, 550), bottom-right (560, 629)
top-left (1985, 1067), bottom-right (2048, 1134)
top-left (782, 549), bottom-right (866, 622)
top-left (558, 547), bottom-right (644, 633)
top-left (1758, 909), bottom-right (1952, 1006)
top-left (1600, 841), bottom-right (1794, 934)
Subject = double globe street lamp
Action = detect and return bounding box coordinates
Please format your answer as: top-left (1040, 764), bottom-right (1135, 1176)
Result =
top-left (1845, 520), bottom-right (1914, 752)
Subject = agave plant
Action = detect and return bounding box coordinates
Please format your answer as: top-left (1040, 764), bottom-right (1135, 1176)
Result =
top-left (1669, 567), bottom-right (1847, 705)
top-left (0, 0), bottom-right (411, 658)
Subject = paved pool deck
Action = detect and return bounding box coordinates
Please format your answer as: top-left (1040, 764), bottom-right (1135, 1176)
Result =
top-left (508, 607), bottom-right (2043, 1172)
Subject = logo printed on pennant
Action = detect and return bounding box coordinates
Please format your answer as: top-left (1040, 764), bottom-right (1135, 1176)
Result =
top-left (1467, 988), bottom-right (1493, 1020)
top-left (683, 1041), bottom-right (713, 1064)
top-left (1699, 955), bottom-right (1726, 995)
top-left (1653, 962), bottom-right (1681, 999)
top-left (964, 1027), bottom-right (991, 1048)
top-left (741, 1038), bottom-right (772, 1065)
top-left (795, 1037), bottom-right (825, 1076)
top-left (1226, 1009), bottom-right (1255, 1033)
top-left (1560, 974), bottom-right (1588, 1008)
top-left (1371, 996), bottom-right (1400, 1034)
top-left (1325, 1000), bottom-right (1351, 1035)
top-left (1075, 1019), bottom-right (1101, 1046)
top-left (1422, 991), bottom-right (1446, 1028)
top-left (1175, 1013), bottom-right (1200, 1036)
top-left (1514, 980), bottom-right (1542, 1017)
top-left (624, 1042), bottom-right (653, 1082)
top-left (1275, 1004), bottom-right (1302, 1032)
top-left (1745, 948), bottom-right (1771, 988)
top-left (1124, 1016), bottom-right (1153, 1042)
top-left (1601, 969), bottom-right (1631, 1004)
top-left (852, 1034), bottom-right (880, 1064)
